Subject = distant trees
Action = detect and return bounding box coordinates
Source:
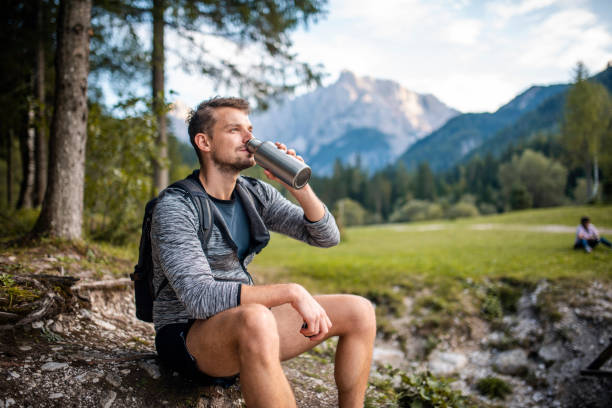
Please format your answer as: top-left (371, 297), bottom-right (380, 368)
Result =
top-left (499, 150), bottom-right (567, 209)
top-left (562, 62), bottom-right (612, 201)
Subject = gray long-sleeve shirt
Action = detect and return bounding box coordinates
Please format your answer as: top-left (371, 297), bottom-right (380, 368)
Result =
top-left (150, 176), bottom-right (340, 332)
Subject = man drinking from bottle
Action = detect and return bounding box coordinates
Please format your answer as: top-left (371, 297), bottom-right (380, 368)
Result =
top-left (150, 96), bottom-right (376, 407)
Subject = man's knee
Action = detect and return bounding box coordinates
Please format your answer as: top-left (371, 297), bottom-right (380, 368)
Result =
top-left (342, 295), bottom-right (376, 335)
top-left (236, 304), bottom-right (279, 354)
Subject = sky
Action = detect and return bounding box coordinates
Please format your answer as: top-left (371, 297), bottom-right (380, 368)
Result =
top-left (161, 0), bottom-right (612, 114)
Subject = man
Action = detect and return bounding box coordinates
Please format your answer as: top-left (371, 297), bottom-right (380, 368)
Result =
top-left (574, 216), bottom-right (612, 253)
top-left (150, 96), bottom-right (376, 407)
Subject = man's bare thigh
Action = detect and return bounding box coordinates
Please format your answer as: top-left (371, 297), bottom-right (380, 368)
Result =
top-left (185, 294), bottom-right (365, 376)
top-left (272, 294), bottom-right (367, 361)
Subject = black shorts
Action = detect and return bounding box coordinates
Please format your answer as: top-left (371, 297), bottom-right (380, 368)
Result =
top-left (155, 320), bottom-right (238, 387)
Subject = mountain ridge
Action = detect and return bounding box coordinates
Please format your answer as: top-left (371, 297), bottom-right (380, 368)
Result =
top-left (400, 65), bottom-right (612, 172)
top-left (397, 83), bottom-right (568, 172)
top-left (250, 70), bottom-right (460, 174)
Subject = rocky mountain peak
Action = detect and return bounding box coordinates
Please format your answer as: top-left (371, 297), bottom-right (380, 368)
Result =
top-left (251, 70), bottom-right (459, 174)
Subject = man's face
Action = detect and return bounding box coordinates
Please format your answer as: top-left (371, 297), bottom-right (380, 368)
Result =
top-left (207, 107), bottom-right (255, 173)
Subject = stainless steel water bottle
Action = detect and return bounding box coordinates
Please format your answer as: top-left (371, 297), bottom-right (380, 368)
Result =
top-left (246, 138), bottom-right (312, 189)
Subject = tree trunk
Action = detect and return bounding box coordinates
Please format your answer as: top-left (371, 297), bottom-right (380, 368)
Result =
top-left (591, 155), bottom-right (599, 201)
top-left (17, 107), bottom-right (35, 209)
top-left (34, 0), bottom-right (48, 207)
top-left (33, 0), bottom-right (92, 240)
top-left (7, 129), bottom-right (14, 207)
top-left (152, 0), bottom-right (168, 194)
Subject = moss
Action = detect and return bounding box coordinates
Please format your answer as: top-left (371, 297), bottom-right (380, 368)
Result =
top-left (423, 335), bottom-right (439, 357)
top-left (365, 290), bottom-right (405, 318)
top-left (313, 384), bottom-right (328, 393)
top-left (0, 273), bottom-right (42, 312)
top-left (129, 336), bottom-right (151, 346)
top-left (475, 376), bottom-right (512, 399)
top-left (481, 294), bottom-right (503, 321)
top-left (497, 284), bottom-right (524, 314)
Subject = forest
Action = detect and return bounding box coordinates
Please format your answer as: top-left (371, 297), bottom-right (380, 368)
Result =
top-left (1, 0), bottom-right (611, 245)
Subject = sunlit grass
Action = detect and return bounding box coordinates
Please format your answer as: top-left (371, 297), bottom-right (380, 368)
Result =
top-left (250, 205), bottom-right (612, 296)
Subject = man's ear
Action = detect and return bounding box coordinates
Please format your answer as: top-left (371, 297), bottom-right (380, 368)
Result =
top-left (194, 132), bottom-right (212, 152)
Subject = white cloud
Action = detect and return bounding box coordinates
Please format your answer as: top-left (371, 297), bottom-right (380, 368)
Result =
top-left (488, 0), bottom-right (558, 27)
top-left (517, 9), bottom-right (612, 70)
top-left (443, 19), bottom-right (482, 45)
top-left (157, 0), bottom-right (612, 113)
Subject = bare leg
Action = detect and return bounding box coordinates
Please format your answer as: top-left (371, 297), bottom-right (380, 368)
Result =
top-left (186, 304), bottom-right (296, 408)
top-left (272, 295), bottom-right (377, 408)
top-left (185, 295), bottom-right (376, 408)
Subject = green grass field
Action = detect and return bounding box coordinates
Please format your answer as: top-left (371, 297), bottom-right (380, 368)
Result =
top-left (249, 205), bottom-right (612, 297)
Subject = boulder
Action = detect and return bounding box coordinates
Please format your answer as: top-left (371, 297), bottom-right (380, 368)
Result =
top-left (428, 351), bottom-right (468, 376)
top-left (493, 349), bottom-right (528, 376)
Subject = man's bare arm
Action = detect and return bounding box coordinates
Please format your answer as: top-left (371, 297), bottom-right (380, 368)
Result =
top-left (240, 283), bottom-right (332, 341)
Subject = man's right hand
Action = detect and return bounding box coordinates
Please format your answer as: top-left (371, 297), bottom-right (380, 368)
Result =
top-left (289, 284), bottom-right (332, 341)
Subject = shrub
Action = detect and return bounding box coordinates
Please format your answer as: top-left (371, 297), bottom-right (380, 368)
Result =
top-left (333, 198), bottom-right (368, 226)
top-left (389, 200), bottom-right (443, 223)
top-left (445, 202), bottom-right (479, 220)
top-left (481, 294), bottom-right (502, 320)
top-left (478, 202), bottom-right (497, 215)
top-left (475, 376), bottom-right (512, 399)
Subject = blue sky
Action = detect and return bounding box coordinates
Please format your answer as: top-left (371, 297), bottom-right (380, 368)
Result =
top-left (163, 0), bottom-right (612, 113)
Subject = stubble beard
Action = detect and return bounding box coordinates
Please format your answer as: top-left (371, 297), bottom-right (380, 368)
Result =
top-left (211, 149), bottom-right (254, 174)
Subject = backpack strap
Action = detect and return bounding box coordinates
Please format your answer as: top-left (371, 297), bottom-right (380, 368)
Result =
top-left (154, 173), bottom-right (213, 299)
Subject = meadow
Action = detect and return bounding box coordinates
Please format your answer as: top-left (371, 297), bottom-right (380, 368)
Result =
top-left (249, 205), bottom-right (612, 298)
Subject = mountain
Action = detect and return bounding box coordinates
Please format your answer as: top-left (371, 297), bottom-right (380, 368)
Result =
top-left (250, 71), bottom-right (460, 174)
top-left (466, 65), bottom-right (612, 161)
top-left (397, 83), bottom-right (568, 172)
top-left (398, 65), bottom-right (612, 172)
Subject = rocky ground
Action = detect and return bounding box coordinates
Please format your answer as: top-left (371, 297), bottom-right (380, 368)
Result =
top-left (2, 245), bottom-right (612, 407)
top-left (0, 279), bottom-right (343, 408)
top-left (375, 280), bottom-right (612, 407)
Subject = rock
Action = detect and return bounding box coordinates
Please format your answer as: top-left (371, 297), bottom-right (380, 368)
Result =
top-left (196, 385), bottom-right (244, 408)
top-left (511, 318), bottom-right (542, 346)
top-left (50, 321), bottom-right (64, 334)
top-left (8, 371), bottom-right (20, 379)
top-left (428, 351), bottom-right (468, 376)
top-left (538, 342), bottom-right (564, 364)
top-left (41, 362), bottom-right (68, 371)
top-left (372, 343), bottom-right (405, 366)
top-left (138, 360), bottom-right (161, 380)
top-left (49, 393), bottom-right (63, 399)
top-left (493, 349), bottom-right (528, 376)
top-left (101, 391), bottom-right (117, 408)
top-left (18, 346), bottom-right (32, 351)
top-left (105, 372), bottom-right (122, 388)
top-left (31, 321), bottom-right (43, 329)
top-left (5, 398), bottom-right (16, 407)
top-left (92, 316), bottom-right (116, 331)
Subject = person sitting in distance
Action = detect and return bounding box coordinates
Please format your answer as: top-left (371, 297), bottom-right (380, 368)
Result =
top-left (574, 216), bottom-right (612, 253)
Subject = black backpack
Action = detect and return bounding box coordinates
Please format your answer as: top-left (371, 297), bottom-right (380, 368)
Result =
top-left (130, 173), bottom-right (213, 323)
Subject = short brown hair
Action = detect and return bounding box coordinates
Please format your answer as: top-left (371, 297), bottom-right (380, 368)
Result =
top-left (187, 96), bottom-right (250, 164)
